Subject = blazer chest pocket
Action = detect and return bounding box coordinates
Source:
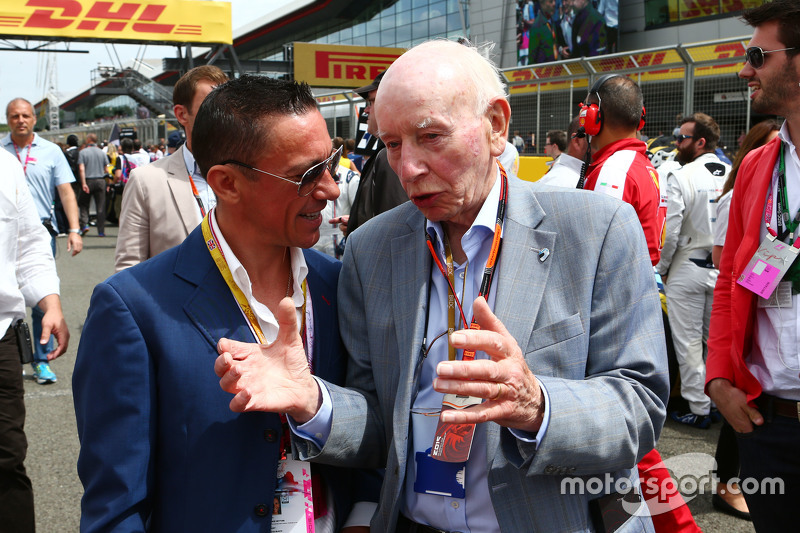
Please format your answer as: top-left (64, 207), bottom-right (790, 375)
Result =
top-left (526, 313), bottom-right (584, 353)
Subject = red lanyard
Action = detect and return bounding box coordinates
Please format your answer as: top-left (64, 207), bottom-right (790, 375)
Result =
top-left (426, 165), bottom-right (508, 362)
top-left (13, 140), bottom-right (33, 176)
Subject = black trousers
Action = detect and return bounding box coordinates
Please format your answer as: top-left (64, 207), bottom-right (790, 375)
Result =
top-left (714, 420), bottom-right (739, 483)
top-left (736, 400), bottom-right (800, 532)
top-left (78, 178), bottom-right (107, 234)
top-left (0, 326), bottom-right (35, 532)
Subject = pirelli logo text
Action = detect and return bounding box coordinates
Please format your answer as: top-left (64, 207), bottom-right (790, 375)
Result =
top-left (0, 0), bottom-right (231, 44)
top-left (315, 51), bottom-right (397, 83)
top-left (294, 43), bottom-right (404, 89)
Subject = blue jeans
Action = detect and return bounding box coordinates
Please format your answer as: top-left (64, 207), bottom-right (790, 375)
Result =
top-left (736, 404), bottom-right (800, 532)
top-left (31, 233), bottom-right (57, 364)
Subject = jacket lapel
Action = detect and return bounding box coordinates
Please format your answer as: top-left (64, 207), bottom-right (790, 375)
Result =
top-left (488, 180), bottom-right (554, 459)
top-left (177, 228), bottom-right (253, 350)
top-left (391, 211), bottom-right (432, 467)
top-left (166, 145), bottom-right (200, 236)
top-left (303, 250), bottom-right (341, 383)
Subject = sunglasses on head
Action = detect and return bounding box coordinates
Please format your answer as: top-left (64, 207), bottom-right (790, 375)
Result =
top-left (220, 145), bottom-right (342, 197)
top-left (745, 46), bottom-right (798, 69)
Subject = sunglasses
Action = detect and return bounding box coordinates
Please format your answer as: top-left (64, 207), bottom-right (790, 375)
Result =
top-left (674, 134), bottom-right (693, 143)
top-left (745, 46), bottom-right (798, 69)
top-left (220, 145), bottom-right (342, 197)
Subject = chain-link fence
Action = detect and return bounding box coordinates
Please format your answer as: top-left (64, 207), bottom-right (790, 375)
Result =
top-left (502, 35), bottom-right (753, 158)
top-left (316, 36), bottom-right (757, 160)
top-left (37, 118), bottom-right (181, 147)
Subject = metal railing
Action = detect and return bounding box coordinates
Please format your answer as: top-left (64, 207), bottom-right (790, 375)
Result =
top-left (90, 67), bottom-right (175, 118)
top-left (37, 118), bottom-right (181, 147)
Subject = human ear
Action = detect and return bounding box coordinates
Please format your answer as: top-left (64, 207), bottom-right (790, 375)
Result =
top-left (487, 97), bottom-right (512, 157)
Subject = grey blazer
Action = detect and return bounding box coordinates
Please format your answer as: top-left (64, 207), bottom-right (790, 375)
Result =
top-left (298, 178), bottom-right (668, 532)
top-left (114, 145), bottom-right (199, 272)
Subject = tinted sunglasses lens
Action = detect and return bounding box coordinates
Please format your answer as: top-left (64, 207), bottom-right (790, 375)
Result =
top-left (328, 151), bottom-right (340, 177)
top-left (299, 162), bottom-right (325, 196)
top-left (298, 147), bottom-right (343, 196)
top-left (746, 47), bottom-right (764, 68)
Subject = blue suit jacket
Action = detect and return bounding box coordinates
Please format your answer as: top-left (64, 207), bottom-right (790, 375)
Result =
top-left (74, 226), bottom-right (365, 532)
top-left (297, 178), bottom-right (669, 532)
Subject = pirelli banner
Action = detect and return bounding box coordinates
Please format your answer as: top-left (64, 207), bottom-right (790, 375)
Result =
top-left (294, 43), bottom-right (405, 89)
top-left (0, 0), bottom-right (232, 44)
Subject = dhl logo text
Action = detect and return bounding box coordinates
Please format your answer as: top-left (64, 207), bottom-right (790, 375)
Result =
top-left (0, 0), bottom-right (204, 37)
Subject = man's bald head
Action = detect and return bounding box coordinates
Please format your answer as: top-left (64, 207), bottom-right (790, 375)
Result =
top-left (372, 39), bottom-right (511, 234)
top-left (377, 40), bottom-right (507, 123)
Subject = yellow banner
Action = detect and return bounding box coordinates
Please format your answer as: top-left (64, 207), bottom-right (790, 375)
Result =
top-left (674, 0), bottom-right (762, 22)
top-left (0, 0), bottom-right (232, 44)
top-left (294, 42), bottom-right (405, 89)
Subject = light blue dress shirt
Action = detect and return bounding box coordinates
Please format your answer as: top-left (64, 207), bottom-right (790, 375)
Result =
top-left (2, 133), bottom-right (74, 229)
top-left (182, 146), bottom-right (217, 216)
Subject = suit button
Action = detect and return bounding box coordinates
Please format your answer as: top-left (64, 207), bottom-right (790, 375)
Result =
top-left (264, 429), bottom-right (278, 442)
top-left (254, 503), bottom-right (268, 517)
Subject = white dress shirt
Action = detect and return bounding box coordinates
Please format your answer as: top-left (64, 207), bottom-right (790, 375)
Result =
top-left (0, 149), bottom-right (60, 335)
top-left (208, 209), bottom-right (310, 344)
top-left (538, 153), bottom-right (583, 188)
top-left (751, 122), bottom-right (800, 400)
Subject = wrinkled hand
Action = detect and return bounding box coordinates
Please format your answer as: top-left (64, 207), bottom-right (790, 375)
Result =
top-left (38, 294), bottom-right (69, 360)
top-left (433, 297), bottom-right (544, 432)
top-left (67, 232), bottom-right (83, 255)
top-left (215, 298), bottom-right (321, 422)
top-left (707, 378), bottom-right (763, 433)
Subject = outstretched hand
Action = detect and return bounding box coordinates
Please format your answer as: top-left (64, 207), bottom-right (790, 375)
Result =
top-left (433, 297), bottom-right (545, 432)
top-left (215, 297), bottom-right (322, 422)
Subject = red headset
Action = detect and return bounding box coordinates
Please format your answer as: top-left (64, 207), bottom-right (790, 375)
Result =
top-left (578, 74), bottom-right (646, 137)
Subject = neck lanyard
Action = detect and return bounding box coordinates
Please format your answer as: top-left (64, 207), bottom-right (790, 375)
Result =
top-left (426, 165), bottom-right (508, 362)
top-left (442, 236), bottom-right (468, 361)
top-left (188, 171), bottom-right (206, 218)
top-left (766, 143), bottom-right (800, 247)
top-left (202, 209), bottom-right (308, 358)
top-left (12, 140), bottom-right (33, 176)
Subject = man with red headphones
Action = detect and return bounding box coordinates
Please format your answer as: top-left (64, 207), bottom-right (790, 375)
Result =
top-left (580, 74), bottom-right (667, 266)
top-left (580, 75), bottom-right (700, 533)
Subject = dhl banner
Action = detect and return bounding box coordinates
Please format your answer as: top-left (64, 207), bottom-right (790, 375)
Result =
top-left (0, 0), bottom-right (232, 44)
top-left (674, 0), bottom-right (762, 23)
top-left (505, 41), bottom-right (748, 95)
top-left (294, 42), bottom-right (405, 89)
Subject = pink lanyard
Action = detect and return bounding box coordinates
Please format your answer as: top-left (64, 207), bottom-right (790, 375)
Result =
top-left (12, 141), bottom-right (32, 176)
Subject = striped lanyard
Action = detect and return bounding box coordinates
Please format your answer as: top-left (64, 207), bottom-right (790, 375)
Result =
top-left (425, 164), bottom-right (509, 362)
top-left (188, 171), bottom-right (206, 218)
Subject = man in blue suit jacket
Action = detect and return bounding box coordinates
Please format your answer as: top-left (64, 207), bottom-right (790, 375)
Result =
top-left (216, 41), bottom-right (668, 532)
top-left (74, 76), bottom-right (376, 532)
